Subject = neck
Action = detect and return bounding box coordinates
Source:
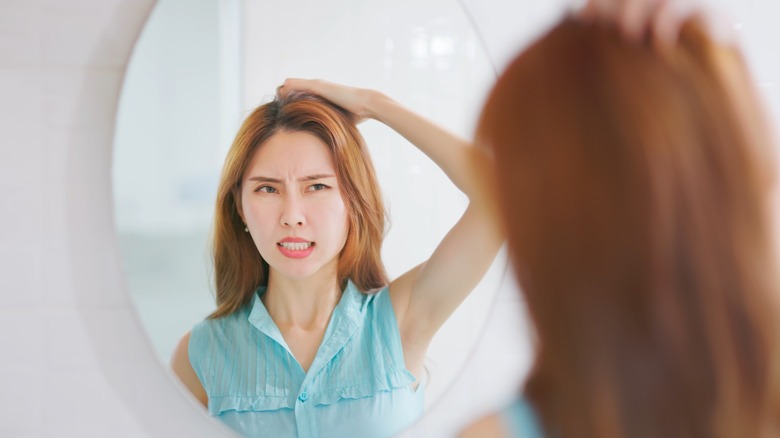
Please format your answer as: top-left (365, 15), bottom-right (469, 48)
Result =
top-left (263, 269), bottom-right (343, 330)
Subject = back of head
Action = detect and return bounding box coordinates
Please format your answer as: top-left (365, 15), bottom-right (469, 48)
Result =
top-left (478, 16), bottom-right (780, 438)
top-left (210, 91), bottom-right (388, 319)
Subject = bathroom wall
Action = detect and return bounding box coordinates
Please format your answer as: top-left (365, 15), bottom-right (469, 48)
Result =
top-left (0, 0), bottom-right (777, 437)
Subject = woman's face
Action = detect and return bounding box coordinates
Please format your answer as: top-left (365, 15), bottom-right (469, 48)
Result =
top-left (240, 130), bottom-right (350, 281)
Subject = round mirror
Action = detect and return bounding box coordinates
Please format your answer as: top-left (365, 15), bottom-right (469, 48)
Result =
top-left (113, 0), bottom-right (503, 433)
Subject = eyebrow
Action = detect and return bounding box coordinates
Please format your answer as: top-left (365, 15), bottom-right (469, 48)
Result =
top-left (247, 174), bottom-right (336, 183)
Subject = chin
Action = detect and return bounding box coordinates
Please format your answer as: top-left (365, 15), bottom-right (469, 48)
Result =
top-left (269, 261), bottom-right (322, 280)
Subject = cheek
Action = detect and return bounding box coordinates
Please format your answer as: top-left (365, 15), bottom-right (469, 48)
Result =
top-left (243, 201), bottom-right (276, 238)
top-left (317, 196), bottom-right (349, 236)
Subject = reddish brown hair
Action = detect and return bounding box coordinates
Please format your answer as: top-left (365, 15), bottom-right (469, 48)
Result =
top-left (210, 92), bottom-right (387, 319)
top-left (478, 17), bottom-right (780, 437)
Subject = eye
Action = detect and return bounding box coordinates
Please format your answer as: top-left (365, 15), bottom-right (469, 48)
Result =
top-left (255, 185), bottom-right (277, 194)
top-left (307, 183), bottom-right (329, 192)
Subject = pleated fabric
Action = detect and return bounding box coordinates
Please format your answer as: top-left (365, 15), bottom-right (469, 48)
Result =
top-left (188, 280), bottom-right (424, 438)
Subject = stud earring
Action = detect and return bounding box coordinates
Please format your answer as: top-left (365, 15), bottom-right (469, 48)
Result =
top-left (244, 226), bottom-right (249, 232)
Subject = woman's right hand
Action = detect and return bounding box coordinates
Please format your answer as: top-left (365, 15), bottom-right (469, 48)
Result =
top-left (578, 0), bottom-right (735, 48)
top-left (278, 78), bottom-right (377, 123)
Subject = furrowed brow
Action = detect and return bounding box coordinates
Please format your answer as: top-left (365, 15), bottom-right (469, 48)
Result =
top-left (299, 174), bottom-right (336, 182)
top-left (247, 176), bottom-right (282, 183)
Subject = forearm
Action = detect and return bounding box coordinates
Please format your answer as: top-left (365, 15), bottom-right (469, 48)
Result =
top-left (366, 91), bottom-right (481, 200)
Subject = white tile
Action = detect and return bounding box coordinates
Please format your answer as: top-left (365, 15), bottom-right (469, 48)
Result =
top-left (0, 127), bottom-right (45, 188)
top-left (37, 1), bottom-right (156, 69)
top-left (0, 69), bottom-right (44, 127)
top-left (41, 369), bottom-right (146, 436)
top-left (43, 427), bottom-right (146, 438)
top-left (0, 244), bottom-right (43, 306)
top-left (38, 246), bottom-right (75, 306)
top-left (39, 310), bottom-right (149, 435)
top-left (0, 310), bottom-right (43, 366)
top-left (58, 181), bottom-right (128, 307)
top-left (61, 128), bottom-right (114, 185)
top-left (0, 366), bottom-right (44, 438)
top-left (0, 183), bottom-right (46, 246)
top-left (41, 309), bottom-right (101, 371)
top-left (88, 307), bottom-right (189, 376)
top-left (40, 11), bottom-right (130, 69)
top-left (0, 1), bottom-right (43, 68)
top-left (41, 122), bottom-right (119, 304)
top-left (40, 127), bottom-right (71, 186)
top-left (1, 430), bottom-right (43, 438)
top-left (41, 69), bottom-right (123, 131)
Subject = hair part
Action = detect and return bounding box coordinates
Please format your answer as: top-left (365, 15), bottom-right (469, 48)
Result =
top-left (209, 91), bottom-right (388, 319)
top-left (478, 17), bottom-right (780, 438)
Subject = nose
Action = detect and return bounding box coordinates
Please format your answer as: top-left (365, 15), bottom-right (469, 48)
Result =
top-left (280, 193), bottom-right (305, 227)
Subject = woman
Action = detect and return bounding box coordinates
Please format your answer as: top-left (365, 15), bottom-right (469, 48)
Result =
top-left (463, 8), bottom-right (780, 438)
top-left (170, 84), bottom-right (502, 437)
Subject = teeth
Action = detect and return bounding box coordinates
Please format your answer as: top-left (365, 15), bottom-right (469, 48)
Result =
top-left (279, 242), bottom-right (313, 251)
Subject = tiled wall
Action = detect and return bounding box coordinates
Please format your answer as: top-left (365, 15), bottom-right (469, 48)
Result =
top-left (0, 0), bottom-right (228, 436)
top-left (2, 0), bottom-right (777, 437)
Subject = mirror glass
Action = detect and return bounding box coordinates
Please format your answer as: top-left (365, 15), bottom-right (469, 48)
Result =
top-left (113, 0), bottom-right (503, 421)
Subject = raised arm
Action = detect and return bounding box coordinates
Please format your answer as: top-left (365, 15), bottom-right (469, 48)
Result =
top-left (279, 79), bottom-right (504, 370)
top-left (579, 0), bottom-right (735, 48)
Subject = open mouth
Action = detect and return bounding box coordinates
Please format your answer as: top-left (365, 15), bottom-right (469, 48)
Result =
top-left (277, 241), bottom-right (315, 251)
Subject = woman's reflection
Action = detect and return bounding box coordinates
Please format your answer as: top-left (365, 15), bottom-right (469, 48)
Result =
top-left (170, 82), bottom-right (501, 437)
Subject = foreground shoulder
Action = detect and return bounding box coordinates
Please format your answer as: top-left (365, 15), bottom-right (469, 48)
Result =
top-left (170, 331), bottom-right (208, 407)
top-left (459, 413), bottom-right (509, 438)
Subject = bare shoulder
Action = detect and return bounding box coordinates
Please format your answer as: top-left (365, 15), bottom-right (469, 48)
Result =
top-left (170, 331), bottom-right (208, 407)
top-left (459, 412), bottom-right (509, 438)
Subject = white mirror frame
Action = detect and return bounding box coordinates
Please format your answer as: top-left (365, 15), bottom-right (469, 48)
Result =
top-left (44, 0), bottom-right (536, 437)
top-left (6, 0), bottom-right (776, 436)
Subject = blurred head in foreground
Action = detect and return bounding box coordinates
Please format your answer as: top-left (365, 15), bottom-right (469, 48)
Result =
top-left (477, 16), bottom-right (780, 438)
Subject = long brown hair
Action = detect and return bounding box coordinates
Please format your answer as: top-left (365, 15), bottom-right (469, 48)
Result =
top-left (478, 17), bottom-right (780, 437)
top-left (210, 92), bottom-right (388, 319)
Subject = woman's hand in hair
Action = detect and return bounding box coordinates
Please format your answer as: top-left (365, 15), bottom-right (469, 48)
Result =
top-left (578, 0), bottom-right (735, 48)
top-left (278, 78), bottom-right (376, 124)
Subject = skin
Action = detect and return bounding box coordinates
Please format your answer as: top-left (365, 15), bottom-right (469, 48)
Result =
top-left (459, 415), bottom-right (509, 438)
top-left (580, 0), bottom-right (734, 49)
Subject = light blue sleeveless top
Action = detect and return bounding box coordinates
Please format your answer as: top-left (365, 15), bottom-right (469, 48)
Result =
top-left (501, 397), bottom-right (544, 438)
top-left (188, 280), bottom-right (423, 438)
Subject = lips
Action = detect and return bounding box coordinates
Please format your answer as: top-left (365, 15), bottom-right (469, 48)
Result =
top-left (277, 237), bottom-right (315, 258)
top-left (278, 241), bottom-right (313, 251)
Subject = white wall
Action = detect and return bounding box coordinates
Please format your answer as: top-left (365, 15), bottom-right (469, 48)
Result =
top-left (0, 0), bottom-right (226, 436)
top-left (1, 0), bottom-right (778, 437)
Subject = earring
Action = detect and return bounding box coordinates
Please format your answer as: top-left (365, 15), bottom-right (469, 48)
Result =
top-left (244, 226), bottom-right (249, 232)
